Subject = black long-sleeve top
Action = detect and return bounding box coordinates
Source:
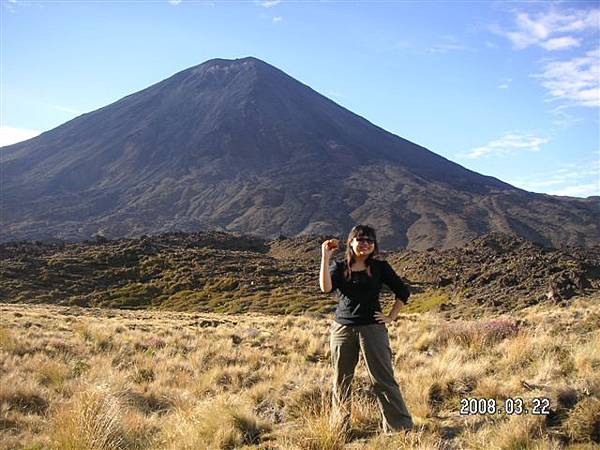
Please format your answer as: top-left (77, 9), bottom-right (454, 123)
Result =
top-left (327, 258), bottom-right (410, 325)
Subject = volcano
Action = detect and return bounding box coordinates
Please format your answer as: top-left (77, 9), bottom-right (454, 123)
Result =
top-left (2, 57), bottom-right (598, 249)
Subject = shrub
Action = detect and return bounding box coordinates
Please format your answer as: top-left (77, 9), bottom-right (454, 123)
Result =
top-left (205, 277), bottom-right (239, 293)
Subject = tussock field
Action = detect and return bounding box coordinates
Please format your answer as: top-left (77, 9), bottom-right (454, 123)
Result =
top-left (1, 297), bottom-right (599, 450)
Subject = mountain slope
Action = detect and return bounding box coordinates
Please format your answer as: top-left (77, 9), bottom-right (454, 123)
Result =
top-left (2, 57), bottom-right (598, 248)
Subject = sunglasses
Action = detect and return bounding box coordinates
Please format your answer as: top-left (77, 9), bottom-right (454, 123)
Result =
top-left (355, 237), bottom-right (375, 244)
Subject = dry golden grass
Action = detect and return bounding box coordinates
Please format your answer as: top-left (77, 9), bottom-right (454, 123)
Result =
top-left (0, 294), bottom-right (599, 449)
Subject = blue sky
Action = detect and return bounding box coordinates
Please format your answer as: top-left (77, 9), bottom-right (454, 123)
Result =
top-left (1, 0), bottom-right (599, 197)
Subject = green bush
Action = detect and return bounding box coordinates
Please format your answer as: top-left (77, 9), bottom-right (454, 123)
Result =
top-left (98, 283), bottom-right (162, 309)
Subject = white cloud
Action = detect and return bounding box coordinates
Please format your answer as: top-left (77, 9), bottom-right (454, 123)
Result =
top-left (548, 184), bottom-right (598, 197)
top-left (547, 104), bottom-right (585, 128)
top-left (426, 35), bottom-right (470, 54)
top-left (506, 160), bottom-right (600, 197)
top-left (548, 104), bottom-right (584, 128)
top-left (272, 16), bottom-right (283, 23)
top-left (0, 126), bottom-right (41, 147)
top-left (495, 8), bottom-right (599, 51)
top-left (459, 132), bottom-right (550, 159)
top-left (427, 43), bottom-right (469, 54)
top-left (533, 48), bottom-right (600, 107)
top-left (168, 0), bottom-right (182, 5)
top-left (261, 0), bottom-right (281, 7)
top-left (540, 36), bottom-right (581, 51)
top-left (50, 104), bottom-right (83, 115)
top-left (497, 77), bottom-right (512, 89)
top-left (491, 7), bottom-right (599, 113)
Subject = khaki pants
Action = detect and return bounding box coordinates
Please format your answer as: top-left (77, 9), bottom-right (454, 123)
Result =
top-left (330, 321), bottom-right (413, 432)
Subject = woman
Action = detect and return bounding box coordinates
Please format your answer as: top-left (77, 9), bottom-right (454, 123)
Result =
top-left (319, 224), bottom-right (413, 433)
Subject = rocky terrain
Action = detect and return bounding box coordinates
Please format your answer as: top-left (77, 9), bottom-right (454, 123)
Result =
top-left (1, 231), bottom-right (598, 318)
top-left (2, 57), bottom-right (599, 249)
top-left (388, 233), bottom-right (600, 317)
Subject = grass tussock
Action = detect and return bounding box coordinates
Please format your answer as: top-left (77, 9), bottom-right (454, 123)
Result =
top-left (159, 395), bottom-right (271, 449)
top-left (50, 385), bottom-right (126, 450)
top-left (563, 397), bottom-right (600, 443)
top-left (34, 359), bottom-right (70, 390)
top-left (434, 317), bottom-right (520, 351)
top-left (0, 374), bottom-right (49, 415)
top-left (1, 294), bottom-right (599, 449)
top-left (280, 382), bottom-right (349, 450)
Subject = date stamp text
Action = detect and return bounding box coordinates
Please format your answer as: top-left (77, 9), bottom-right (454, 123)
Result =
top-left (460, 397), bottom-right (551, 415)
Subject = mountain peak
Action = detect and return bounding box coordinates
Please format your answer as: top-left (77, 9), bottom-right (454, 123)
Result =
top-left (202, 56), bottom-right (265, 65)
top-left (187, 56), bottom-right (274, 77)
top-left (160, 56), bottom-right (283, 96)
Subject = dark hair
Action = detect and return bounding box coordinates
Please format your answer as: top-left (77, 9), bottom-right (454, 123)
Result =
top-left (343, 224), bottom-right (379, 280)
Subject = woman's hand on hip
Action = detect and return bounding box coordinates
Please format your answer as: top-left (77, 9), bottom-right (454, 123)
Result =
top-left (374, 312), bottom-right (393, 324)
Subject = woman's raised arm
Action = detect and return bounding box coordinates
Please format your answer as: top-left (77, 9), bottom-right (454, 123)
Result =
top-left (319, 239), bottom-right (339, 293)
